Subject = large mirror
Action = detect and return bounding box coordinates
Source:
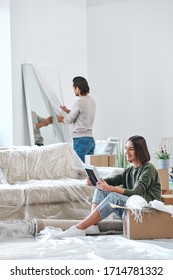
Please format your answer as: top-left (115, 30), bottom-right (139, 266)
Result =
top-left (22, 63), bottom-right (71, 146)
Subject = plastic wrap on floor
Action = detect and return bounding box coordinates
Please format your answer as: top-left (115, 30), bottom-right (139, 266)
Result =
top-left (0, 220), bottom-right (173, 260)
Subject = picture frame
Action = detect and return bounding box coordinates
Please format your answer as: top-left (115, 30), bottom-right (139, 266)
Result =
top-left (85, 165), bottom-right (100, 186)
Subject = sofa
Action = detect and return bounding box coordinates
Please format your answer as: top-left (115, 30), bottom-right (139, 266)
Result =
top-left (0, 143), bottom-right (124, 226)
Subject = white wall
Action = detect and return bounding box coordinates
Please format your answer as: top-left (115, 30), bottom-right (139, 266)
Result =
top-left (86, 0), bottom-right (173, 164)
top-left (1, 0), bottom-right (173, 165)
top-left (9, 0), bottom-right (87, 145)
top-left (0, 0), bottom-right (13, 146)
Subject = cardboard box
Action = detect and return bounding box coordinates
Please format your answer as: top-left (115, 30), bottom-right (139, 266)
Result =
top-left (85, 155), bottom-right (109, 166)
top-left (108, 155), bottom-right (116, 167)
top-left (85, 154), bottom-right (116, 167)
top-left (123, 209), bottom-right (173, 239)
top-left (157, 169), bottom-right (169, 190)
top-left (161, 194), bottom-right (173, 205)
top-left (162, 189), bottom-right (173, 195)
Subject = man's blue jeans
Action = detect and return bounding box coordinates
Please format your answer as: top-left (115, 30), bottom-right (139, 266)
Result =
top-left (73, 137), bottom-right (95, 162)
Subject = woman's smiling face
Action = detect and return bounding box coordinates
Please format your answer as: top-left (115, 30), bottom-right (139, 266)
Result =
top-left (125, 140), bottom-right (136, 163)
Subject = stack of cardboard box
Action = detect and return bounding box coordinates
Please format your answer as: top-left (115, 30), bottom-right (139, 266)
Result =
top-left (157, 169), bottom-right (173, 205)
top-left (85, 154), bottom-right (116, 167)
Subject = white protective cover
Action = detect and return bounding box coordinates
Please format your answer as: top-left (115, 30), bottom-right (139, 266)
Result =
top-left (0, 143), bottom-right (92, 220)
top-left (0, 143), bottom-right (85, 184)
top-left (0, 143), bottom-right (123, 220)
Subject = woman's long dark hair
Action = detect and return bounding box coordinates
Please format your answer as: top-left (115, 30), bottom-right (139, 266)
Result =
top-left (127, 135), bottom-right (150, 164)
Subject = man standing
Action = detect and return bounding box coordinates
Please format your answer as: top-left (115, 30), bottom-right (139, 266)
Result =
top-left (57, 76), bottom-right (96, 162)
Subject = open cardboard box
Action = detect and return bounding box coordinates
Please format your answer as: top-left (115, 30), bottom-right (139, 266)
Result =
top-left (161, 194), bottom-right (173, 205)
top-left (123, 209), bottom-right (173, 239)
top-left (110, 203), bottom-right (173, 240)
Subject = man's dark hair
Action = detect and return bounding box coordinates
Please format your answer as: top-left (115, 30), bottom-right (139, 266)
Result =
top-left (127, 135), bottom-right (151, 163)
top-left (73, 76), bottom-right (90, 95)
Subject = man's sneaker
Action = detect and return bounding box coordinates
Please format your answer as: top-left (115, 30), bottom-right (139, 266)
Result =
top-left (55, 225), bottom-right (86, 238)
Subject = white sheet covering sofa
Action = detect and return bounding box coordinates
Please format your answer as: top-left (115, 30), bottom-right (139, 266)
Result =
top-left (0, 143), bottom-right (124, 223)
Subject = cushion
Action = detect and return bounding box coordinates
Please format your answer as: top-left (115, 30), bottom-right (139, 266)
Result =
top-left (0, 143), bottom-right (85, 184)
top-left (96, 166), bottom-right (124, 178)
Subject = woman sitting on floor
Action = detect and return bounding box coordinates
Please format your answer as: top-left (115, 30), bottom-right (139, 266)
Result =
top-left (54, 135), bottom-right (161, 237)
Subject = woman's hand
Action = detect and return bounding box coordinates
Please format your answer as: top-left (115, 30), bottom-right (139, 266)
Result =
top-left (96, 179), bottom-right (112, 191)
top-left (86, 177), bottom-right (93, 186)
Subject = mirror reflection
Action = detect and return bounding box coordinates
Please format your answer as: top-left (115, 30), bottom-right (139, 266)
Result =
top-left (32, 111), bottom-right (53, 146)
top-left (22, 63), bottom-right (71, 146)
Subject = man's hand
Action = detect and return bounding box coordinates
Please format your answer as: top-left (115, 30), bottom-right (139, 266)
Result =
top-left (44, 116), bottom-right (53, 125)
top-left (36, 116), bottom-right (53, 129)
top-left (60, 105), bottom-right (70, 113)
top-left (57, 115), bottom-right (64, 123)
